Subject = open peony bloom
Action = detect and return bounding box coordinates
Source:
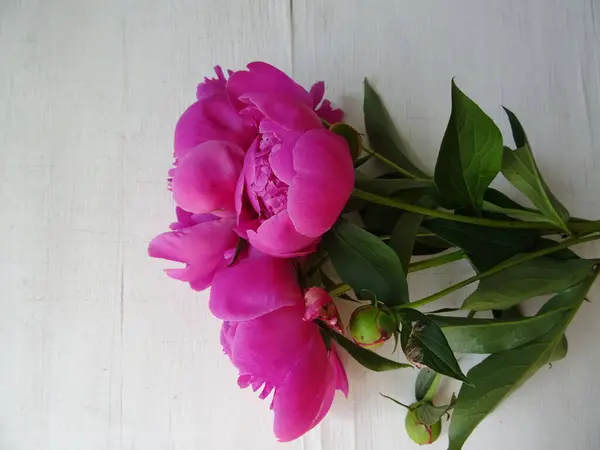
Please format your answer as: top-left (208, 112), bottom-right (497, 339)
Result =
top-left (148, 207), bottom-right (238, 290)
top-left (169, 62), bottom-right (353, 256)
top-left (230, 63), bottom-right (355, 257)
top-left (211, 251), bottom-right (348, 441)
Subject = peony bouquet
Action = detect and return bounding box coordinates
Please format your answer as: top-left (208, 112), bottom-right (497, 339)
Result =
top-left (149, 62), bottom-right (600, 448)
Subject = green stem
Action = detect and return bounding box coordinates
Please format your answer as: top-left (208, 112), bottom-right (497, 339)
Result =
top-left (360, 145), bottom-right (426, 180)
top-left (398, 233), bottom-right (600, 310)
top-left (321, 118), bottom-right (425, 180)
top-left (329, 283), bottom-right (352, 298)
top-left (408, 250), bottom-right (466, 273)
top-left (353, 188), bottom-right (600, 235)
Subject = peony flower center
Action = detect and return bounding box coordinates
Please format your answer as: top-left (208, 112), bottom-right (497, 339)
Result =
top-left (250, 134), bottom-right (289, 219)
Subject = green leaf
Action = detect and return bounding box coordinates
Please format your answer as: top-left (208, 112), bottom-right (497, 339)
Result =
top-left (501, 108), bottom-right (570, 231)
top-left (397, 309), bottom-right (469, 383)
top-left (415, 395), bottom-right (457, 426)
top-left (483, 188), bottom-right (529, 210)
top-left (391, 213), bottom-right (423, 274)
top-left (448, 277), bottom-right (596, 450)
top-left (361, 204), bottom-right (404, 236)
top-left (390, 196), bottom-right (438, 273)
top-left (363, 79), bottom-right (427, 178)
top-left (536, 238), bottom-right (580, 261)
top-left (415, 368), bottom-right (441, 402)
top-left (433, 81), bottom-right (503, 211)
top-left (503, 106), bottom-right (527, 147)
top-left (354, 175), bottom-right (434, 196)
top-left (501, 146), bottom-right (570, 232)
top-left (330, 122), bottom-right (361, 162)
top-left (423, 219), bottom-right (540, 271)
top-left (482, 201), bottom-right (556, 225)
top-left (462, 257), bottom-right (597, 311)
top-left (549, 335), bottom-right (568, 362)
top-left (413, 234), bottom-right (454, 256)
top-left (327, 329), bottom-right (412, 372)
top-left (323, 220), bottom-right (409, 305)
top-left (430, 306), bottom-right (569, 354)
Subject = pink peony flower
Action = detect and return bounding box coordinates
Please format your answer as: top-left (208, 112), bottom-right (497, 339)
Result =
top-left (148, 207), bottom-right (238, 290)
top-left (151, 63), bottom-right (349, 286)
top-left (211, 251), bottom-right (348, 441)
top-left (169, 62), bottom-right (354, 256)
top-left (229, 63), bottom-right (355, 257)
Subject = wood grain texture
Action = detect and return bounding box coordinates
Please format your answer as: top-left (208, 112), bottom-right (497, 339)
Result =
top-left (1, 0), bottom-right (599, 449)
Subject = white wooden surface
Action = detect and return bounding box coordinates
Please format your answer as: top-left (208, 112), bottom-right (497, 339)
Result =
top-left (2, 1), bottom-right (600, 449)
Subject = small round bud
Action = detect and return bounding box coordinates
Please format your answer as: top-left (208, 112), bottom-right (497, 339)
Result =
top-left (405, 407), bottom-right (441, 445)
top-left (348, 305), bottom-right (397, 349)
top-left (303, 287), bottom-right (342, 333)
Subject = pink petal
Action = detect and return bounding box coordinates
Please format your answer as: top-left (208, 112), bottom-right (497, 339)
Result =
top-left (171, 141), bottom-right (244, 215)
top-left (174, 97), bottom-right (255, 158)
top-left (259, 120), bottom-right (297, 185)
top-left (209, 252), bottom-right (302, 321)
top-left (220, 321), bottom-right (238, 356)
top-left (242, 139), bottom-right (262, 214)
top-left (308, 81), bottom-right (325, 109)
top-left (272, 333), bottom-right (336, 442)
top-left (315, 99), bottom-right (344, 124)
top-left (268, 143), bottom-right (296, 186)
top-left (287, 129), bottom-right (354, 237)
top-left (196, 66), bottom-right (227, 100)
top-left (240, 92), bottom-right (322, 133)
top-left (227, 62), bottom-right (311, 108)
top-left (247, 210), bottom-right (318, 258)
top-left (231, 305), bottom-right (313, 380)
top-left (330, 346), bottom-right (349, 397)
top-left (148, 217), bottom-right (237, 291)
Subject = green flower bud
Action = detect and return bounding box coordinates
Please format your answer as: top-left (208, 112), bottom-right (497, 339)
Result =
top-left (348, 305), bottom-right (397, 349)
top-left (405, 406), bottom-right (441, 445)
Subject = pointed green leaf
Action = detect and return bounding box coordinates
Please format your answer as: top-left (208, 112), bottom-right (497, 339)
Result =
top-left (434, 81), bottom-right (503, 211)
top-left (330, 122), bottom-right (361, 162)
top-left (502, 146), bottom-right (570, 232)
top-left (430, 305), bottom-right (569, 354)
top-left (483, 188), bottom-right (529, 210)
top-left (482, 201), bottom-right (556, 225)
top-left (413, 234), bottom-right (454, 256)
top-left (363, 79), bottom-right (427, 178)
top-left (423, 219), bottom-right (540, 271)
top-left (323, 220), bottom-right (409, 305)
top-left (327, 329), bottom-right (412, 372)
top-left (391, 213), bottom-right (423, 274)
top-left (398, 309), bottom-right (469, 383)
top-left (448, 278), bottom-right (596, 450)
top-left (462, 257), bottom-right (597, 311)
top-left (501, 108), bottom-right (570, 231)
top-left (354, 175), bottom-right (434, 197)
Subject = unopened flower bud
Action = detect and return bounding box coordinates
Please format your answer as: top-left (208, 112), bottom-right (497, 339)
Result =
top-left (405, 406), bottom-right (441, 445)
top-left (349, 305), bottom-right (397, 349)
top-left (303, 287), bottom-right (343, 333)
